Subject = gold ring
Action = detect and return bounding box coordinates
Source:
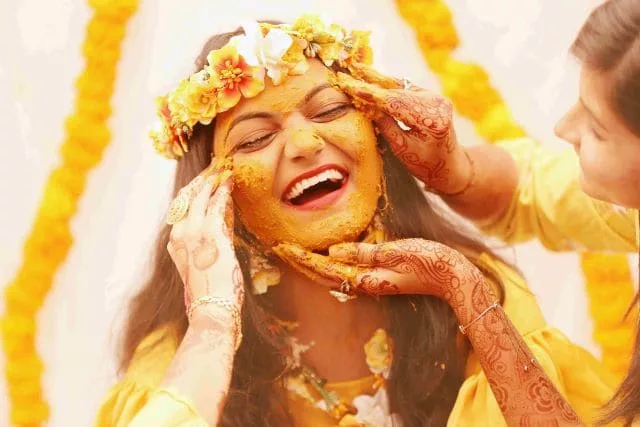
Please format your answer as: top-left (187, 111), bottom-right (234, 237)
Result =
top-left (166, 190), bottom-right (190, 225)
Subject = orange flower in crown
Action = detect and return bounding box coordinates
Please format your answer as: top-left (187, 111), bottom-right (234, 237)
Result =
top-left (150, 14), bottom-right (375, 160)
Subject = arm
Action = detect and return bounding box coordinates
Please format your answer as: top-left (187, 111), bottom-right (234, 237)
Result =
top-left (159, 171), bottom-right (241, 425)
top-left (157, 305), bottom-right (238, 425)
top-left (337, 66), bottom-right (637, 252)
top-left (440, 144), bottom-right (518, 221)
top-left (274, 239), bottom-right (584, 425)
top-left (451, 262), bottom-right (581, 425)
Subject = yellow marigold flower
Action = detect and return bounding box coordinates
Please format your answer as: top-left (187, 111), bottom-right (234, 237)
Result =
top-left (207, 44), bottom-right (265, 112)
top-left (363, 328), bottom-right (392, 377)
top-left (171, 70), bottom-right (218, 126)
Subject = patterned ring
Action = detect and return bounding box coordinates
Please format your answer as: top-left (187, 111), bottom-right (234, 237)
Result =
top-left (166, 190), bottom-right (190, 225)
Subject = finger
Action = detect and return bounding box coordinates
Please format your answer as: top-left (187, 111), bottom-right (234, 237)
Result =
top-left (204, 177), bottom-right (234, 245)
top-left (328, 242), bottom-right (375, 264)
top-left (336, 72), bottom-right (452, 138)
top-left (187, 173), bottom-right (217, 224)
top-left (349, 63), bottom-right (404, 90)
top-left (272, 243), bottom-right (361, 287)
top-left (204, 170), bottom-right (232, 217)
top-left (334, 71), bottom-right (388, 109)
top-left (329, 241), bottom-right (405, 273)
top-left (354, 268), bottom-right (402, 296)
top-left (376, 114), bottom-right (409, 149)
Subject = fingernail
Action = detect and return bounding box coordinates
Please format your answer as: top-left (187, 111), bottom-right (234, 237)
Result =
top-left (329, 243), bottom-right (357, 260)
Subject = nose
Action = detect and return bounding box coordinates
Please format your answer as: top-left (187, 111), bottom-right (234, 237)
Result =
top-left (283, 127), bottom-right (324, 162)
top-left (555, 106), bottom-right (581, 148)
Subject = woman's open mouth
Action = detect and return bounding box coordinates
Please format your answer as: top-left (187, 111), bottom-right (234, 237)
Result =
top-left (282, 164), bottom-right (349, 210)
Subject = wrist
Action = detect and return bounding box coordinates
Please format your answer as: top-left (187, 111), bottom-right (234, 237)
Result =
top-left (447, 266), bottom-right (496, 324)
top-left (438, 147), bottom-right (475, 197)
top-left (189, 297), bottom-right (243, 350)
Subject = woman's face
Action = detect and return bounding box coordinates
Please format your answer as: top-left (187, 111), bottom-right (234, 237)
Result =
top-left (555, 67), bottom-right (640, 208)
top-left (213, 60), bottom-right (383, 250)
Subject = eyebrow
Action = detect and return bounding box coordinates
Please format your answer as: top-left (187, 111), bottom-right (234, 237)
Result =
top-left (224, 112), bottom-right (275, 141)
top-left (297, 83), bottom-right (333, 108)
top-left (579, 97), bottom-right (608, 132)
top-left (224, 83), bottom-right (335, 141)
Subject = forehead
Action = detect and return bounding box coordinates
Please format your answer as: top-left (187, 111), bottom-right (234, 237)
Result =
top-left (213, 60), bottom-right (332, 152)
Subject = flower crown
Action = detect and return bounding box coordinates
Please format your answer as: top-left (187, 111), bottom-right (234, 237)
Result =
top-left (150, 14), bottom-right (374, 160)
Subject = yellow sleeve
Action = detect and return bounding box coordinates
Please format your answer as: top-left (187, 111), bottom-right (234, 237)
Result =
top-left (479, 138), bottom-right (637, 252)
top-left (447, 256), bottom-right (618, 426)
top-left (95, 327), bottom-right (208, 427)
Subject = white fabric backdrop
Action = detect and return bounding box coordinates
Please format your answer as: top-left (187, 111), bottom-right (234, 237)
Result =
top-left (1, 0), bottom-right (632, 425)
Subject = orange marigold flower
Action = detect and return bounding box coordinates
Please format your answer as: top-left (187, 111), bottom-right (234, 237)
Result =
top-left (207, 44), bottom-right (265, 112)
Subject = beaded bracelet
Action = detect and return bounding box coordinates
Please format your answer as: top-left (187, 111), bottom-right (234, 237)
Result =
top-left (187, 295), bottom-right (243, 350)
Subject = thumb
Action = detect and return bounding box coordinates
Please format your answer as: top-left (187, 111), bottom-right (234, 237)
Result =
top-left (328, 242), bottom-right (377, 265)
top-left (375, 114), bottom-right (409, 147)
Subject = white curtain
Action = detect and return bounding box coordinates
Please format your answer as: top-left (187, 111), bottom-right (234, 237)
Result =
top-left (0, 0), bottom-right (625, 425)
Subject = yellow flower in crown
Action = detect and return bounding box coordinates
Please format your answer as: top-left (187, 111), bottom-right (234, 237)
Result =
top-left (363, 328), bottom-right (392, 378)
top-left (341, 30), bottom-right (374, 67)
top-left (150, 95), bottom-right (190, 159)
top-left (291, 14), bottom-right (346, 66)
top-left (169, 70), bottom-right (218, 126)
top-left (206, 43), bottom-right (266, 112)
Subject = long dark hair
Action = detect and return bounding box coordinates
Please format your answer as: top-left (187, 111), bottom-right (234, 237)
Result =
top-left (119, 25), bottom-right (510, 426)
top-left (570, 0), bottom-right (640, 425)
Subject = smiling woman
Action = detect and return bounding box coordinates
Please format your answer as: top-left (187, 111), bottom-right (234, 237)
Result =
top-left (96, 16), bottom-right (617, 427)
top-left (217, 62), bottom-right (382, 250)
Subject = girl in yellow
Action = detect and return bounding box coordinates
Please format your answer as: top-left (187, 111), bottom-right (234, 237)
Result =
top-left (97, 16), bottom-right (615, 426)
top-left (376, 0), bottom-right (638, 425)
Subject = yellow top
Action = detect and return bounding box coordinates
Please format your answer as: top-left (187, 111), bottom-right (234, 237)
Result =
top-left (96, 137), bottom-right (636, 426)
top-left (480, 138), bottom-right (639, 251)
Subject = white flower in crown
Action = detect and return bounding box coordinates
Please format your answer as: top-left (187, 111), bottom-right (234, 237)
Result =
top-left (231, 21), bottom-right (302, 85)
top-left (350, 388), bottom-right (403, 427)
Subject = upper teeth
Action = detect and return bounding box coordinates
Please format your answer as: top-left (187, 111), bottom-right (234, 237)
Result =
top-left (285, 169), bottom-right (345, 201)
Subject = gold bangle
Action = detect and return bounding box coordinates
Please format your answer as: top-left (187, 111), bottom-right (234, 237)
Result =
top-left (435, 149), bottom-right (476, 197)
top-left (458, 302), bottom-right (499, 335)
top-left (187, 296), bottom-right (243, 350)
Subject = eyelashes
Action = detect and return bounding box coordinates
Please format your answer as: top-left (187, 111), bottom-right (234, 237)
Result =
top-left (233, 104), bottom-right (354, 153)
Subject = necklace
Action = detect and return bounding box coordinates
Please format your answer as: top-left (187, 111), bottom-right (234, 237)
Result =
top-left (280, 324), bottom-right (400, 426)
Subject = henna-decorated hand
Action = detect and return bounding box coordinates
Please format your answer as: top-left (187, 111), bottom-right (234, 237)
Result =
top-left (273, 239), bottom-right (585, 425)
top-left (167, 165), bottom-right (244, 316)
top-left (273, 238), bottom-right (487, 308)
top-left (334, 65), bottom-right (473, 195)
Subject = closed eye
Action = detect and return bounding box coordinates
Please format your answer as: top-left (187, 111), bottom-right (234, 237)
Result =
top-left (235, 132), bottom-right (277, 153)
top-left (312, 104), bottom-right (353, 122)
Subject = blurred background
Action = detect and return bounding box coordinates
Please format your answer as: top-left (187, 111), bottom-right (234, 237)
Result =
top-left (1, 0), bottom-right (634, 425)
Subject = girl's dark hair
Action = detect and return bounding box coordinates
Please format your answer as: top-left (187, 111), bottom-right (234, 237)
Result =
top-left (119, 24), bottom-right (510, 426)
top-left (570, 1), bottom-right (640, 425)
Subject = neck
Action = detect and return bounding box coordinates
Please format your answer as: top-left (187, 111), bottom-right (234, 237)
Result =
top-left (269, 263), bottom-right (386, 382)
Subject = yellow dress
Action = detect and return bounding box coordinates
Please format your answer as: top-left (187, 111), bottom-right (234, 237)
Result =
top-left (479, 137), bottom-right (638, 251)
top-left (96, 137), bottom-right (633, 426)
top-left (96, 256), bottom-right (617, 426)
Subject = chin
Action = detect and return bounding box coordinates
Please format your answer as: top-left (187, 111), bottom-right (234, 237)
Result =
top-left (238, 192), bottom-right (380, 252)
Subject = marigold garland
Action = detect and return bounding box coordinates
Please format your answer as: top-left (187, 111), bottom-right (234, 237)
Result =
top-left (0, 0), bottom-right (138, 425)
top-left (395, 0), bottom-right (635, 381)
